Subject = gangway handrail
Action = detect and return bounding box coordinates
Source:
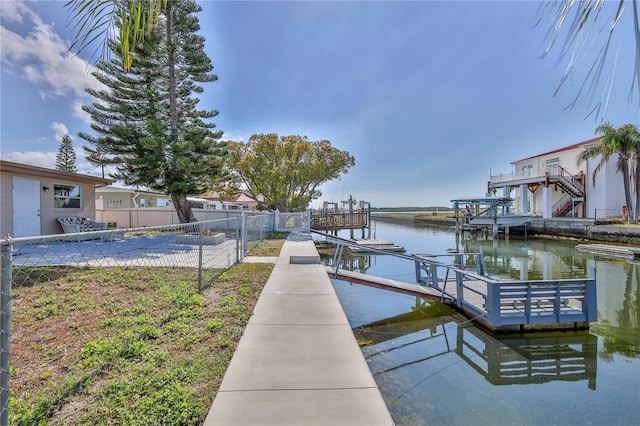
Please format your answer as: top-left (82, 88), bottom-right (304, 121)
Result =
top-left (313, 230), bottom-right (417, 261)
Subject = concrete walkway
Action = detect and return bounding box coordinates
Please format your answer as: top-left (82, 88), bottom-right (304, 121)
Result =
top-left (204, 237), bottom-right (394, 425)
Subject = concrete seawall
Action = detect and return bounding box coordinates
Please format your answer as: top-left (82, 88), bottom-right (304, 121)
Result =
top-left (373, 215), bottom-right (640, 245)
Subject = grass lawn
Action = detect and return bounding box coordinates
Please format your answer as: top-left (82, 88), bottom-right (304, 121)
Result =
top-left (9, 238), bottom-right (285, 425)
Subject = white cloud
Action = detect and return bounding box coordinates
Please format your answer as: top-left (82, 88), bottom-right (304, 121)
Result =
top-left (0, 1), bottom-right (103, 99)
top-left (0, 1), bottom-right (36, 25)
top-left (72, 100), bottom-right (92, 126)
top-left (51, 122), bottom-right (70, 142)
top-left (1, 150), bottom-right (109, 179)
top-left (1, 151), bottom-right (56, 169)
top-left (221, 133), bottom-right (245, 142)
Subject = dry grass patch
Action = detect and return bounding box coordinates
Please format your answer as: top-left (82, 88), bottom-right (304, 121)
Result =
top-left (246, 235), bottom-right (286, 256)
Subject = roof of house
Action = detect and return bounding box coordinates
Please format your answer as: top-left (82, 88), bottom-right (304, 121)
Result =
top-left (0, 160), bottom-right (112, 185)
top-left (512, 136), bottom-right (603, 164)
top-left (235, 194), bottom-right (258, 203)
top-left (203, 192), bottom-right (258, 203)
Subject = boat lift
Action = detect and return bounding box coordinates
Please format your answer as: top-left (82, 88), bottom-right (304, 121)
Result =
top-left (451, 196), bottom-right (531, 237)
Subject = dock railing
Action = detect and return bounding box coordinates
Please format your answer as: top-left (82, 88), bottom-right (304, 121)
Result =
top-left (310, 211), bottom-right (366, 230)
top-left (414, 253), bottom-right (597, 328)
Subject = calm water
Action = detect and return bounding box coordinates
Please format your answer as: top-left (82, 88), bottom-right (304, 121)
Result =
top-left (327, 220), bottom-right (640, 426)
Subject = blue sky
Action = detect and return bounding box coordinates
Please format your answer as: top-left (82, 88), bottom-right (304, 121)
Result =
top-left (1, 1), bottom-right (639, 208)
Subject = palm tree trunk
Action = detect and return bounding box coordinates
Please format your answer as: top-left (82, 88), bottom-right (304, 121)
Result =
top-left (635, 159), bottom-right (640, 223)
top-left (622, 161), bottom-right (634, 223)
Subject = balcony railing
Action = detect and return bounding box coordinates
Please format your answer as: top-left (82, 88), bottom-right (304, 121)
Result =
top-left (490, 166), bottom-right (584, 195)
top-left (489, 168), bottom-right (548, 185)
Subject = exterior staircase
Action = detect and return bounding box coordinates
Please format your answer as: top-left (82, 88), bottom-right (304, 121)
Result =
top-left (552, 167), bottom-right (585, 217)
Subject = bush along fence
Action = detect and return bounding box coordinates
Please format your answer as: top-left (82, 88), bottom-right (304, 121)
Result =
top-left (0, 211), bottom-right (310, 425)
top-left (594, 208), bottom-right (625, 223)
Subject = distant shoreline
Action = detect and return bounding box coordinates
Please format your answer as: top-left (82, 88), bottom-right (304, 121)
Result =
top-left (372, 214), bottom-right (640, 246)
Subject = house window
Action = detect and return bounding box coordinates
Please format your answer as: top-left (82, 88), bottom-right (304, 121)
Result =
top-left (54, 183), bottom-right (82, 209)
top-left (546, 157), bottom-right (560, 173)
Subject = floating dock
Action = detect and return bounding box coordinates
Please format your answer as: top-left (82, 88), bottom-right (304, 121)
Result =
top-left (327, 264), bottom-right (596, 333)
top-left (347, 239), bottom-right (405, 253)
top-left (576, 243), bottom-right (640, 260)
top-left (318, 232), bottom-right (597, 333)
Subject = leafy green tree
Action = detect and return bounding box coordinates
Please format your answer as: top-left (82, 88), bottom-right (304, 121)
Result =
top-left (577, 123), bottom-right (639, 223)
top-left (226, 134), bottom-right (355, 212)
top-left (55, 133), bottom-right (78, 173)
top-left (80, 0), bottom-right (225, 223)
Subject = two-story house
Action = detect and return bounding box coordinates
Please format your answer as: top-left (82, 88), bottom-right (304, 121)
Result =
top-left (488, 136), bottom-right (627, 219)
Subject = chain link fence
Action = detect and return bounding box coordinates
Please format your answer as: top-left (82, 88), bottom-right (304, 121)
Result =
top-left (0, 211), bottom-right (309, 424)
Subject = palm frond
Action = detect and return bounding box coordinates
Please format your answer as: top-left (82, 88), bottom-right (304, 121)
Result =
top-left (537, 0), bottom-right (639, 119)
top-left (65, 0), bottom-right (167, 71)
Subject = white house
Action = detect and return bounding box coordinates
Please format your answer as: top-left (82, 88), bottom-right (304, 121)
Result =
top-left (96, 186), bottom-right (223, 210)
top-left (96, 186), bottom-right (172, 209)
top-left (202, 192), bottom-right (259, 210)
top-left (488, 136), bottom-right (627, 219)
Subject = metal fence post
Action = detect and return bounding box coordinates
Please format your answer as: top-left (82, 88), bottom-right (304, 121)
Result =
top-left (235, 218), bottom-right (240, 263)
top-left (241, 214), bottom-right (247, 259)
top-left (197, 222), bottom-right (204, 294)
top-left (1, 242), bottom-right (12, 426)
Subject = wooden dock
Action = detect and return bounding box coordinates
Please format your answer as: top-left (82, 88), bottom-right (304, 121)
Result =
top-left (347, 239), bottom-right (405, 253)
top-left (310, 212), bottom-right (366, 231)
top-left (576, 243), bottom-right (640, 260)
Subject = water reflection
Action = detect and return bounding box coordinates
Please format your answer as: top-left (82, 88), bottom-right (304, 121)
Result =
top-left (329, 224), bottom-right (639, 357)
top-left (459, 237), bottom-right (589, 281)
top-left (328, 221), bottom-right (640, 425)
top-left (355, 301), bottom-right (598, 391)
top-left (591, 260), bottom-right (640, 358)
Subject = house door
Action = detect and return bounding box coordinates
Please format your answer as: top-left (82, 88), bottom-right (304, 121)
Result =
top-left (13, 177), bottom-right (41, 237)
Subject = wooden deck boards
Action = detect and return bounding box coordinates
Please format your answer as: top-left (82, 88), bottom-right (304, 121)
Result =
top-left (576, 243), bottom-right (640, 259)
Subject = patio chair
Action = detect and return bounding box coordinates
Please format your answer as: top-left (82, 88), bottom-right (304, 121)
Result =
top-left (57, 216), bottom-right (108, 233)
